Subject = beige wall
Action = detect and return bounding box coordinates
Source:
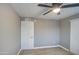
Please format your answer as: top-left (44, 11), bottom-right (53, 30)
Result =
top-left (59, 19), bottom-right (70, 49)
top-left (34, 20), bottom-right (60, 47)
top-left (0, 4), bottom-right (21, 55)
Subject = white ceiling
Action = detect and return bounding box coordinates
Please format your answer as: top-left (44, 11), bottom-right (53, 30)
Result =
top-left (11, 3), bottom-right (79, 20)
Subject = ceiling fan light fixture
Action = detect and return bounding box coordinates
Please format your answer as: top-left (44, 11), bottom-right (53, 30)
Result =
top-left (53, 8), bottom-right (61, 13)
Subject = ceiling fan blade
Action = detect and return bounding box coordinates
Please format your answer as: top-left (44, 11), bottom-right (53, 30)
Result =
top-left (38, 4), bottom-right (52, 8)
top-left (52, 3), bottom-right (63, 6)
top-left (62, 3), bottom-right (79, 8)
top-left (43, 10), bottom-right (52, 15)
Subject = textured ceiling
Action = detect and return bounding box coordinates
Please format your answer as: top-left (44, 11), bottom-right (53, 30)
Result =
top-left (11, 3), bottom-right (79, 20)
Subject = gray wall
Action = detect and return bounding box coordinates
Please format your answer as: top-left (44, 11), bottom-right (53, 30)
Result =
top-left (0, 4), bottom-right (21, 55)
top-left (59, 19), bottom-right (70, 49)
top-left (34, 20), bottom-right (60, 47)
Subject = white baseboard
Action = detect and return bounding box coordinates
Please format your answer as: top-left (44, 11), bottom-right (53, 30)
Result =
top-left (20, 45), bottom-right (69, 52)
top-left (17, 49), bottom-right (21, 55)
top-left (21, 45), bottom-right (59, 50)
top-left (33, 45), bottom-right (59, 49)
top-left (58, 45), bottom-right (69, 52)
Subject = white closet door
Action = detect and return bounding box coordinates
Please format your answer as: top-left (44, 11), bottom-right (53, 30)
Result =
top-left (21, 21), bottom-right (34, 49)
top-left (70, 19), bottom-right (79, 54)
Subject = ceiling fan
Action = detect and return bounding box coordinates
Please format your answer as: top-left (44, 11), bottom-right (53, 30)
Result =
top-left (38, 3), bottom-right (79, 15)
